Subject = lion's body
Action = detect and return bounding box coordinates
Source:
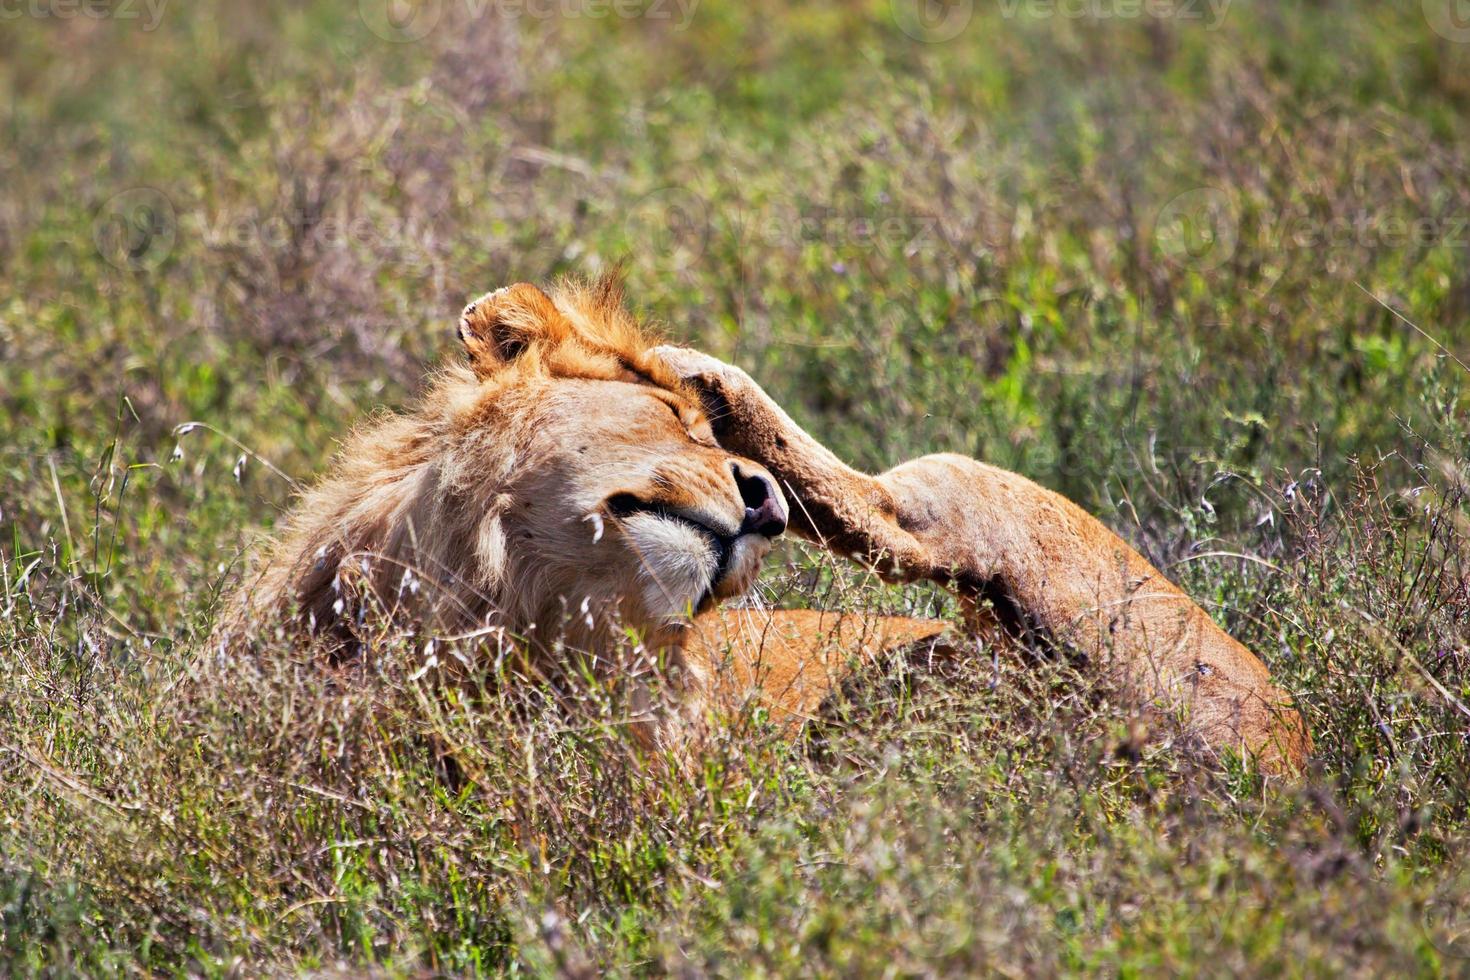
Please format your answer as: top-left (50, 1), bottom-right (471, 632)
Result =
top-left (686, 608), bottom-right (953, 725)
top-left (234, 278), bottom-right (1309, 775)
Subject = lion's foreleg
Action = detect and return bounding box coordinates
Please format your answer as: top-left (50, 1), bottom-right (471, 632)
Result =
top-left (875, 455), bottom-right (1311, 769)
top-left (657, 348), bottom-right (1309, 773)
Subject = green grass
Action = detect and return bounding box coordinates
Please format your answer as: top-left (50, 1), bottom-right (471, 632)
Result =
top-left (3, 0), bottom-right (1470, 973)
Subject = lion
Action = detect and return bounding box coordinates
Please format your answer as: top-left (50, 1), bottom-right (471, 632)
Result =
top-left (232, 277), bottom-right (1309, 774)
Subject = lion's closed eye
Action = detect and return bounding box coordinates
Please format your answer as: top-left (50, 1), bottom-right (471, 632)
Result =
top-left (676, 418), bottom-right (719, 448)
top-left (688, 422), bottom-right (719, 448)
top-left (661, 397), bottom-right (717, 446)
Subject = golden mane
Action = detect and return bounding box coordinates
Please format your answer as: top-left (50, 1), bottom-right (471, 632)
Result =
top-left (459, 274), bottom-right (693, 397)
top-left (229, 275), bottom-right (701, 657)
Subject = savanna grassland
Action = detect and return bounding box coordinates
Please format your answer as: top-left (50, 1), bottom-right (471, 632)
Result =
top-left (3, 0), bottom-right (1470, 974)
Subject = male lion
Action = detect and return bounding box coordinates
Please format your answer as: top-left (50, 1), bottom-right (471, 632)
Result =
top-left (234, 277), bottom-right (1309, 773)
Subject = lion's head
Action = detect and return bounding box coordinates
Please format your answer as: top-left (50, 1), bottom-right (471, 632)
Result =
top-left (240, 277), bottom-right (787, 658)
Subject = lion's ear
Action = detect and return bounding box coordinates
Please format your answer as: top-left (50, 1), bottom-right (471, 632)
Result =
top-left (458, 283), bottom-right (570, 379)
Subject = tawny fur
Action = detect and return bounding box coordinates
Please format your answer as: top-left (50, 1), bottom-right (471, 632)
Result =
top-left (230, 277), bottom-right (1309, 775)
top-left (658, 347), bottom-right (1312, 773)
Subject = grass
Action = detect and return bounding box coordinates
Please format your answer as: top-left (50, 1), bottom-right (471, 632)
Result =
top-left (2, 0), bottom-right (1469, 973)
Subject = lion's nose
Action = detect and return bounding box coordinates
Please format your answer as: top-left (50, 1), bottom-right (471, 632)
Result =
top-left (733, 463), bottom-right (788, 538)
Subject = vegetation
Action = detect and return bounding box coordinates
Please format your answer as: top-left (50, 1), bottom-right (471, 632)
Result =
top-left (3, 0), bottom-right (1469, 973)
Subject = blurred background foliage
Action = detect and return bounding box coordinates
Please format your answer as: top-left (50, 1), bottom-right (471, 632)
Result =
top-left (2, 0), bottom-right (1469, 973)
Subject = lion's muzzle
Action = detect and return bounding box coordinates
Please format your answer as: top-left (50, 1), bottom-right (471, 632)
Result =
top-left (733, 463), bottom-right (788, 539)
